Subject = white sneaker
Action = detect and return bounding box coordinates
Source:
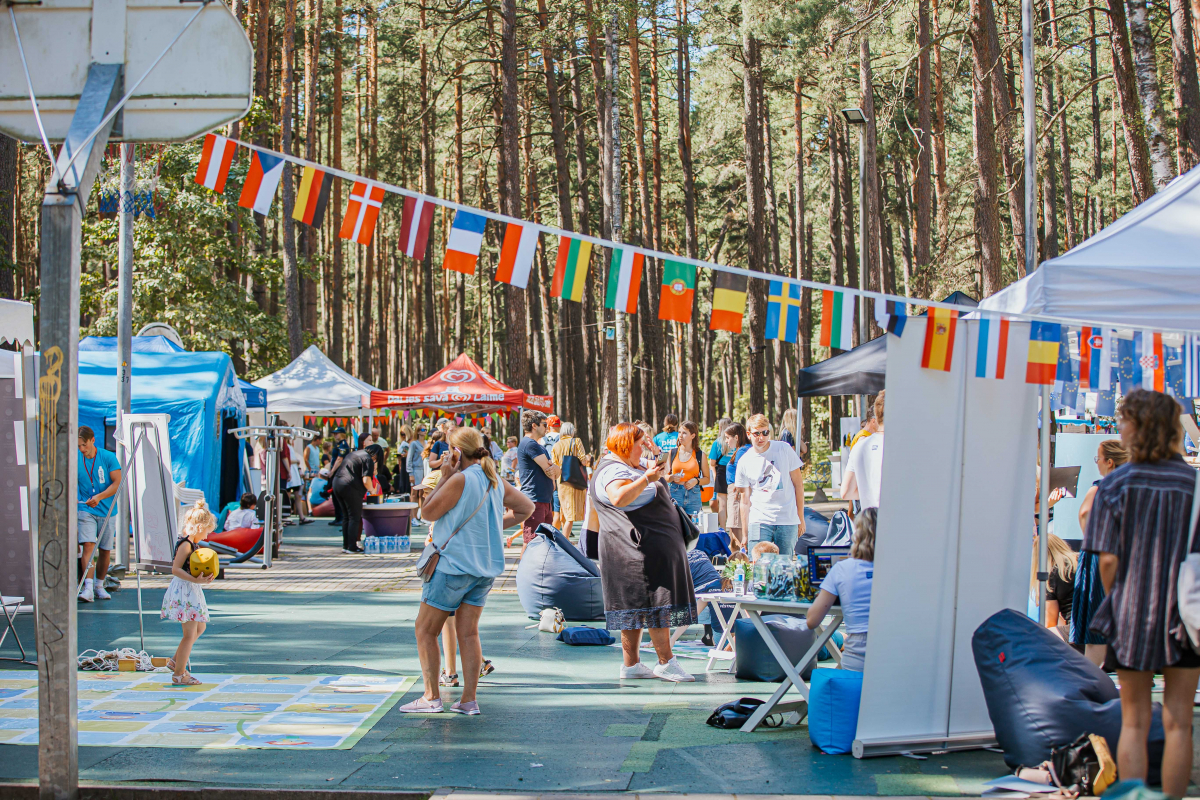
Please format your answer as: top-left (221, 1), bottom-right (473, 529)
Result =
top-left (93, 584), bottom-right (111, 600)
top-left (653, 657), bottom-right (695, 682)
top-left (619, 661), bottom-right (657, 680)
top-left (78, 582), bottom-right (94, 603)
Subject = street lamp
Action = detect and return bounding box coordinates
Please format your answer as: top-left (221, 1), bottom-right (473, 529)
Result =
top-left (840, 108), bottom-right (868, 422)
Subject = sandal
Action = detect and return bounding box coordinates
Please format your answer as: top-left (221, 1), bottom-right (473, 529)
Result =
top-left (439, 671), bottom-right (460, 687)
top-left (479, 659), bottom-right (495, 677)
top-left (171, 673), bottom-right (201, 686)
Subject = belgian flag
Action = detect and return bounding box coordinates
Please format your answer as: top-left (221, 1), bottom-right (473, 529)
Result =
top-left (710, 270), bottom-right (748, 333)
top-left (658, 260), bottom-right (695, 323)
top-left (293, 166), bottom-right (334, 228)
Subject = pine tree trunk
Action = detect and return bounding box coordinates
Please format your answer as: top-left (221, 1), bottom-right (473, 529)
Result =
top-left (1126, 0), bottom-right (1175, 191)
top-left (1040, 4), bottom-right (1061, 261)
top-left (0, 134), bottom-right (14, 299)
top-left (931, 0), bottom-right (951, 239)
top-left (860, 37), bottom-right (887, 307)
top-left (420, 6), bottom-right (441, 377)
top-left (301, 0), bottom-right (321, 336)
top-left (981, 0), bottom-right (1026, 263)
top-left (1047, 0), bottom-right (1078, 249)
top-left (743, 29), bottom-right (767, 414)
top-left (969, 0), bottom-right (1004, 294)
top-left (1168, 0), bottom-right (1200, 170)
top-left (454, 67), bottom-right (466, 358)
top-left (1090, 9), bottom-right (1104, 182)
top-left (828, 112), bottom-right (844, 288)
top-left (677, 3), bottom-right (699, 261)
top-left (894, 158), bottom-right (915, 296)
top-left (915, 0), bottom-right (933, 288)
top-left (330, 4), bottom-right (345, 368)
top-left (836, 115), bottom-right (859, 301)
top-left (1108, 0), bottom-right (1156, 201)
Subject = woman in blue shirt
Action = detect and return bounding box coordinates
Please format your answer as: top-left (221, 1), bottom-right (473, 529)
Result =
top-left (723, 422), bottom-right (751, 551)
top-left (807, 507), bottom-right (875, 671)
top-left (708, 417), bottom-right (733, 527)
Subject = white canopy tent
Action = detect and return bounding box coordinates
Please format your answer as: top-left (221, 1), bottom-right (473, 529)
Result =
top-left (252, 345), bottom-right (379, 416)
top-left (978, 166), bottom-right (1200, 332)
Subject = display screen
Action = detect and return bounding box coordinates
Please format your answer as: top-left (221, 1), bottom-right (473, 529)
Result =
top-left (807, 545), bottom-right (852, 585)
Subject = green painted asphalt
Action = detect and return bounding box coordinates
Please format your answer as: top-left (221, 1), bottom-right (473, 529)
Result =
top-left (0, 525), bottom-right (1013, 794)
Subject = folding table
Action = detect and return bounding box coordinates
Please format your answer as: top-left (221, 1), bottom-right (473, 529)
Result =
top-left (698, 591), bottom-right (843, 732)
top-left (0, 595), bottom-right (34, 664)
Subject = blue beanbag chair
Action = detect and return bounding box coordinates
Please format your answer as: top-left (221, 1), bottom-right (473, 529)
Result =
top-left (516, 525), bottom-right (605, 621)
top-left (808, 668), bottom-right (863, 754)
top-left (696, 530), bottom-right (732, 559)
top-left (557, 626), bottom-right (616, 646)
top-left (734, 615), bottom-right (817, 682)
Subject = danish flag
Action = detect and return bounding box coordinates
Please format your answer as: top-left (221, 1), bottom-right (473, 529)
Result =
top-left (339, 181), bottom-right (385, 246)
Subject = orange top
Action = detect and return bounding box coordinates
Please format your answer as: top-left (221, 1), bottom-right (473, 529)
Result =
top-left (671, 448), bottom-right (701, 484)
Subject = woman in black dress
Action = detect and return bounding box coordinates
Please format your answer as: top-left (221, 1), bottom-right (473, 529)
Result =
top-left (590, 422), bottom-right (697, 682)
top-left (1084, 389), bottom-right (1199, 796)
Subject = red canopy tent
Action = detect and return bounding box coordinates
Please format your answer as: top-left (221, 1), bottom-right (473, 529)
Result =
top-left (366, 353), bottom-right (552, 415)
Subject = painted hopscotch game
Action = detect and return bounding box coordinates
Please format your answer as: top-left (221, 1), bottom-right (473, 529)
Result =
top-left (0, 671), bottom-right (415, 749)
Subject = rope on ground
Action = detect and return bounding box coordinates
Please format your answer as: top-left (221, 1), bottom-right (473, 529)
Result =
top-left (77, 648), bottom-right (170, 672)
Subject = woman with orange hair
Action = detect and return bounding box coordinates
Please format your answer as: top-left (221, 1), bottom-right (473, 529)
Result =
top-left (589, 422), bottom-right (697, 682)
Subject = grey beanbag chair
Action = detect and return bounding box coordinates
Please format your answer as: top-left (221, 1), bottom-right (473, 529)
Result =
top-left (734, 614), bottom-right (817, 682)
top-left (517, 525), bottom-right (605, 621)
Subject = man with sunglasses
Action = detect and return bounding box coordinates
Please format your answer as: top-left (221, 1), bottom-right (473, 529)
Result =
top-left (734, 413), bottom-right (806, 556)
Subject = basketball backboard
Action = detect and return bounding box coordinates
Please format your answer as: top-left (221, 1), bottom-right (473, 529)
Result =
top-left (0, 0), bottom-right (253, 143)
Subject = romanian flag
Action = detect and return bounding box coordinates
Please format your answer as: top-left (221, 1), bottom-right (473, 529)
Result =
top-left (339, 181), bottom-right (385, 246)
top-left (496, 222), bottom-right (539, 288)
top-left (551, 235), bottom-right (592, 302)
top-left (921, 307), bottom-right (959, 372)
top-left (237, 149), bottom-right (286, 216)
top-left (765, 281), bottom-right (801, 344)
top-left (709, 270), bottom-right (748, 333)
top-left (1026, 321), bottom-right (1061, 384)
top-left (443, 209), bottom-right (487, 275)
top-left (292, 166), bottom-right (333, 227)
top-left (658, 260), bottom-right (695, 323)
top-left (605, 247), bottom-right (644, 314)
top-left (819, 288), bottom-right (855, 351)
top-left (195, 133), bottom-right (236, 192)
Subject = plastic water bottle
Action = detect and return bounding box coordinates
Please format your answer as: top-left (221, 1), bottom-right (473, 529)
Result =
top-left (733, 564), bottom-right (746, 597)
top-left (365, 537), bottom-right (377, 555)
top-left (399, 534), bottom-right (410, 553)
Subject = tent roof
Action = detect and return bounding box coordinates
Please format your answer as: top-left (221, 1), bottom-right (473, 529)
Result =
top-left (979, 165), bottom-right (1200, 331)
top-left (252, 345), bottom-right (379, 414)
top-left (369, 353), bottom-right (547, 413)
top-left (80, 335), bottom-right (186, 353)
top-left (0, 299), bottom-right (34, 347)
top-left (78, 350), bottom-right (246, 415)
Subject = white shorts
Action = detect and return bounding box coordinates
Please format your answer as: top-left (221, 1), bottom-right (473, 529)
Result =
top-left (78, 512), bottom-right (116, 550)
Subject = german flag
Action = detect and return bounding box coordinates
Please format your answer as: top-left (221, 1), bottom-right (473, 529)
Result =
top-left (293, 166), bottom-right (334, 227)
top-left (658, 260), bottom-right (695, 323)
top-left (1026, 321), bottom-right (1062, 384)
top-left (710, 270), bottom-right (748, 333)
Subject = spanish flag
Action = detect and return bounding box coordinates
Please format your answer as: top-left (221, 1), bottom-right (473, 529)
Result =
top-left (710, 270), bottom-right (748, 333)
top-left (1026, 321), bottom-right (1062, 384)
top-left (292, 166), bottom-right (334, 227)
top-left (920, 307), bottom-right (959, 371)
top-left (551, 235), bottom-right (592, 302)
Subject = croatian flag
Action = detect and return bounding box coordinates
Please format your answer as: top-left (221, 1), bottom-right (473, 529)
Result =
top-left (496, 222), bottom-right (539, 288)
top-left (1079, 326), bottom-right (1113, 391)
top-left (1138, 330), bottom-right (1165, 392)
top-left (399, 196), bottom-right (436, 260)
top-left (443, 210), bottom-right (487, 275)
top-left (237, 149), bottom-right (286, 215)
top-left (194, 133), bottom-right (236, 193)
top-left (974, 314), bottom-right (1010, 379)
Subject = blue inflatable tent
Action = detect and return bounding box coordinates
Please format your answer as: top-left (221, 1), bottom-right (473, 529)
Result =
top-left (77, 346), bottom-right (247, 508)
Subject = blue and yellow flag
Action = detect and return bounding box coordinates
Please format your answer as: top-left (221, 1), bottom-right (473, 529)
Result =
top-left (765, 280), bottom-right (801, 344)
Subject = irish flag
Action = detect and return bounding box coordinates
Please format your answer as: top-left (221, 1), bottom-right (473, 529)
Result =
top-left (237, 149), bottom-right (285, 216)
top-left (658, 260), bottom-right (695, 323)
top-left (443, 210), bottom-right (487, 275)
top-left (195, 133), bottom-right (236, 193)
top-left (819, 288), bottom-right (854, 351)
top-left (551, 235), bottom-right (592, 302)
top-left (605, 247), bottom-right (644, 314)
top-left (496, 222), bottom-right (539, 288)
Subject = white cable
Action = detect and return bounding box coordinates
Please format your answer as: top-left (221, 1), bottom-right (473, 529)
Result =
top-left (56, 0), bottom-right (214, 185)
top-left (8, 7), bottom-right (59, 176)
top-left (78, 647), bottom-right (170, 672)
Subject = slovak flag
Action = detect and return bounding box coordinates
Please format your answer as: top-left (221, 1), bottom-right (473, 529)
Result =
top-left (339, 181), bottom-right (385, 246)
top-left (399, 195), bottom-right (436, 260)
top-left (194, 133), bottom-right (236, 193)
top-left (237, 149), bottom-right (286, 215)
top-left (1079, 326), bottom-right (1113, 391)
top-left (443, 209), bottom-right (487, 275)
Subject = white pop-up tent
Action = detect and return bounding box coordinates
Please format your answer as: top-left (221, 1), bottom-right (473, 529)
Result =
top-left (979, 166), bottom-right (1200, 331)
top-left (252, 345), bottom-right (380, 416)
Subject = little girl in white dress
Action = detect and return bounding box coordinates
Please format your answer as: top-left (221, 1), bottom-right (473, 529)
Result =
top-left (160, 500), bottom-right (217, 685)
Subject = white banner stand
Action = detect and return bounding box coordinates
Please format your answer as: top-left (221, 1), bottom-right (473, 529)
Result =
top-left (853, 317), bottom-right (1039, 757)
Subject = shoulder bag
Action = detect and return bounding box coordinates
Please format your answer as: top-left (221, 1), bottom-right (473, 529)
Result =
top-left (1176, 469), bottom-right (1200, 647)
top-left (560, 437), bottom-right (590, 489)
top-left (416, 475), bottom-right (490, 583)
top-left (674, 499), bottom-right (701, 547)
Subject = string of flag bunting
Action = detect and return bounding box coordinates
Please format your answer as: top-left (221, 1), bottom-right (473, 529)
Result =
top-left (194, 133), bottom-right (1200, 402)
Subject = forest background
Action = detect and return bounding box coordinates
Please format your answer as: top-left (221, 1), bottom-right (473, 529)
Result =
top-left (0, 0), bottom-right (1195, 451)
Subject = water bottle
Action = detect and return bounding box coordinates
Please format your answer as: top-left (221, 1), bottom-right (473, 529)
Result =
top-left (386, 536), bottom-right (396, 554)
top-left (366, 537), bottom-right (377, 555)
top-left (399, 534), bottom-right (410, 553)
top-left (733, 564), bottom-right (746, 597)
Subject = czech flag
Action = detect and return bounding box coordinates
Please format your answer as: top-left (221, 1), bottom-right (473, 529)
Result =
top-left (658, 260), bottom-right (695, 323)
top-left (975, 314), bottom-right (1010, 379)
top-left (1025, 321), bottom-right (1061, 384)
top-left (605, 246), bottom-right (644, 314)
top-left (496, 222), bottom-right (539, 288)
top-left (551, 236), bottom-right (592, 302)
top-left (339, 181), bottom-right (385, 245)
top-left (399, 195), bottom-right (436, 260)
top-left (195, 133), bottom-right (236, 193)
top-left (765, 281), bottom-right (801, 344)
top-left (292, 166), bottom-right (333, 228)
top-left (1079, 326), bottom-right (1113, 391)
top-left (920, 307), bottom-right (959, 372)
top-left (819, 288), bottom-right (855, 351)
top-left (443, 209), bottom-right (487, 275)
top-left (237, 149), bottom-right (286, 216)
top-left (710, 270), bottom-right (748, 333)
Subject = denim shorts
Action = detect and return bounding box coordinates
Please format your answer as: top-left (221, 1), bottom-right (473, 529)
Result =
top-left (668, 483), bottom-right (702, 515)
top-left (78, 511), bottom-right (116, 550)
top-left (422, 570), bottom-right (495, 612)
top-left (749, 522), bottom-right (798, 557)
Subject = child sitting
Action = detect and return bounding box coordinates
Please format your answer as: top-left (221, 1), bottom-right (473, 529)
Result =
top-left (161, 501), bottom-right (217, 685)
top-left (224, 493), bottom-right (258, 531)
top-left (751, 541), bottom-right (780, 562)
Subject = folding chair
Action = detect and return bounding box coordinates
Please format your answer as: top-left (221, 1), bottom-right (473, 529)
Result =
top-left (0, 595), bottom-right (34, 664)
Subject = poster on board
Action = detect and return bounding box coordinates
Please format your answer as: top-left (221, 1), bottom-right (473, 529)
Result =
top-left (122, 414), bottom-right (178, 571)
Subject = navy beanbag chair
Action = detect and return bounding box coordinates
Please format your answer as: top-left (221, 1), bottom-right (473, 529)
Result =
top-left (734, 615), bottom-right (817, 682)
top-left (517, 525), bottom-right (605, 621)
top-left (809, 668), bottom-right (863, 754)
top-left (974, 609), bottom-right (1163, 776)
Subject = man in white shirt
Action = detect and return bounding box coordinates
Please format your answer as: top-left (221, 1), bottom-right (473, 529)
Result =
top-left (735, 413), bottom-right (807, 556)
top-left (842, 390), bottom-right (885, 510)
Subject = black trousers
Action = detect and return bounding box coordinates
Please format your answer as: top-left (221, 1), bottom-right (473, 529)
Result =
top-left (332, 478), bottom-right (364, 550)
top-left (331, 491), bottom-right (344, 522)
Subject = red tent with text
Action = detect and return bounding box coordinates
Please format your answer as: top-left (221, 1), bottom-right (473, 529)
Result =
top-left (366, 353), bottom-right (552, 414)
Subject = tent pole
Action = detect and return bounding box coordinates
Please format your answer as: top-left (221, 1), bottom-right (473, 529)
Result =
top-left (1038, 383), bottom-right (1050, 625)
top-left (116, 143), bottom-right (135, 571)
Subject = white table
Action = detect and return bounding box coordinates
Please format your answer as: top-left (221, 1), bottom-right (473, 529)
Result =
top-left (697, 591), bottom-right (844, 732)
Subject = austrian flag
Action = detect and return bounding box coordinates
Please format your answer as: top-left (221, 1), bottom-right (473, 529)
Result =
top-left (339, 181), bottom-right (385, 246)
top-left (195, 133), bottom-right (236, 193)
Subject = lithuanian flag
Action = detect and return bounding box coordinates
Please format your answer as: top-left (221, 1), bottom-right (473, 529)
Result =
top-left (1026, 321), bottom-right (1061, 384)
top-left (658, 261), bottom-right (695, 322)
top-left (920, 307), bottom-right (959, 371)
top-left (551, 235), bottom-right (592, 302)
top-left (710, 270), bottom-right (748, 333)
top-left (292, 166), bottom-right (334, 227)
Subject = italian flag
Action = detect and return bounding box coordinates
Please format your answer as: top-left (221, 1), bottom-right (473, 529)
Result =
top-left (605, 247), bottom-right (644, 314)
top-left (658, 260), bottom-right (695, 322)
top-left (819, 288), bottom-right (855, 351)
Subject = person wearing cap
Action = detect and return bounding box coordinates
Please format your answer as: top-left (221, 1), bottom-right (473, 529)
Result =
top-left (328, 427), bottom-right (350, 525)
top-left (541, 416), bottom-right (563, 529)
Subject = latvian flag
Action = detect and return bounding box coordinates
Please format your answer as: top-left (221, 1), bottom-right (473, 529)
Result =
top-left (399, 196), bottom-right (436, 260)
top-left (873, 298), bottom-right (907, 336)
top-left (195, 133), bottom-right (236, 193)
top-left (975, 314), bottom-right (1010, 379)
top-left (1079, 326), bottom-right (1113, 391)
top-left (292, 166), bottom-right (333, 228)
top-left (237, 149), bottom-right (286, 215)
top-left (443, 210), bottom-right (487, 275)
top-left (496, 222), bottom-right (539, 288)
top-left (605, 247), bottom-right (644, 314)
top-left (819, 288), bottom-right (855, 351)
top-left (339, 181), bottom-right (385, 246)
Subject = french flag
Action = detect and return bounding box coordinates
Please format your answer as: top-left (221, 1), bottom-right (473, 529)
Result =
top-left (443, 210), bottom-right (487, 275)
top-left (399, 196), bottom-right (435, 260)
top-left (975, 314), bottom-right (1010, 379)
top-left (195, 133), bottom-right (236, 193)
top-left (496, 222), bottom-right (539, 288)
top-left (237, 149), bottom-right (285, 215)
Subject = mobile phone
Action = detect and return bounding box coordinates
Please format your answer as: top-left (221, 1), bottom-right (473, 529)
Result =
top-left (654, 452), bottom-right (669, 466)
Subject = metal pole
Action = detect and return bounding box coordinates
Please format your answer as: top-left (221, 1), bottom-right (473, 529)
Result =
top-left (1038, 384), bottom-right (1051, 625)
top-left (607, 6), bottom-right (627, 422)
top-left (857, 127), bottom-right (867, 422)
top-left (116, 142), bottom-right (134, 570)
top-left (263, 431), bottom-right (276, 568)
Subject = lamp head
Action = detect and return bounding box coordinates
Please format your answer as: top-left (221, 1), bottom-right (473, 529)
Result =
top-left (841, 107), bottom-right (866, 125)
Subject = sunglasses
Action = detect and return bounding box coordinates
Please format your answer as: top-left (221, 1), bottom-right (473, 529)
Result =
top-left (749, 429), bottom-right (771, 438)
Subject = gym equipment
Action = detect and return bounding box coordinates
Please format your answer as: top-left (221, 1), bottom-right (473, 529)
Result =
top-left (227, 421), bottom-right (316, 569)
top-left (516, 525), bottom-right (604, 621)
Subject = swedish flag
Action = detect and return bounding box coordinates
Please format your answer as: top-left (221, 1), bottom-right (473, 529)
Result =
top-left (765, 281), bottom-right (802, 344)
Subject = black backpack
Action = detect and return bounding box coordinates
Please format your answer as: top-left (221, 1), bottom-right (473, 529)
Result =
top-left (706, 697), bottom-right (782, 729)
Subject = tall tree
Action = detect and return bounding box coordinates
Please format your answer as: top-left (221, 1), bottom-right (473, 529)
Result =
top-left (915, 0), bottom-right (932, 286)
top-left (0, 134), bottom-right (14, 299)
top-left (968, 0), bottom-right (1003, 293)
top-left (1168, 0), bottom-right (1200, 170)
top-left (742, 28), bottom-right (767, 413)
top-left (1125, 0), bottom-right (1175, 190)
